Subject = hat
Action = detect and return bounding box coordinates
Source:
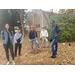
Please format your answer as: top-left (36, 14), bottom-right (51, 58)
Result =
top-left (31, 26), bottom-right (34, 28)
top-left (42, 26), bottom-right (45, 28)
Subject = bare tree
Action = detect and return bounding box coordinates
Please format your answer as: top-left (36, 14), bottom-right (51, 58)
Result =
top-left (26, 12), bottom-right (33, 30)
top-left (33, 11), bottom-right (37, 54)
top-left (40, 9), bottom-right (49, 24)
top-left (17, 9), bottom-right (25, 37)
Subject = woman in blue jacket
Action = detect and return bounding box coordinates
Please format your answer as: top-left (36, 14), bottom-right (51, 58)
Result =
top-left (1, 24), bottom-right (15, 65)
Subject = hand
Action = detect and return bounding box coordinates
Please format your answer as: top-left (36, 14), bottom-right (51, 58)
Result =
top-left (46, 37), bottom-right (48, 39)
top-left (35, 38), bottom-right (37, 40)
top-left (29, 39), bottom-right (31, 42)
top-left (40, 38), bottom-right (42, 40)
top-left (50, 39), bottom-right (52, 42)
top-left (20, 42), bottom-right (21, 44)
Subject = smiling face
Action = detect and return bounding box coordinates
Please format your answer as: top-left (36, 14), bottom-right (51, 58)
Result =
top-left (5, 24), bottom-right (10, 30)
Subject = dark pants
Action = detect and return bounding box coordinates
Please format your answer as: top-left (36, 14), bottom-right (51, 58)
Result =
top-left (15, 43), bottom-right (21, 56)
top-left (3, 44), bottom-right (14, 61)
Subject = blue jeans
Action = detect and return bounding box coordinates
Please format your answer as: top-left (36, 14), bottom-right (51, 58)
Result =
top-left (30, 39), bottom-right (40, 49)
top-left (51, 37), bottom-right (58, 57)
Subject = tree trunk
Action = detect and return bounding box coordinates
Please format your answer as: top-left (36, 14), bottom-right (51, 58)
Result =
top-left (13, 26), bottom-right (15, 34)
top-left (20, 13), bottom-right (25, 37)
top-left (33, 12), bottom-right (37, 54)
top-left (72, 9), bottom-right (73, 14)
top-left (40, 9), bottom-right (49, 24)
top-left (18, 9), bottom-right (25, 37)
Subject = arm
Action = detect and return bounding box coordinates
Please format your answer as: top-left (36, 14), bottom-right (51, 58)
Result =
top-left (29, 31), bottom-right (31, 42)
top-left (1, 30), bottom-right (4, 40)
top-left (46, 30), bottom-right (48, 37)
top-left (11, 31), bottom-right (14, 44)
top-left (56, 25), bottom-right (61, 33)
top-left (14, 33), bottom-right (17, 43)
top-left (36, 31), bottom-right (37, 38)
top-left (50, 30), bottom-right (52, 42)
top-left (20, 35), bottom-right (23, 44)
top-left (29, 31), bottom-right (31, 39)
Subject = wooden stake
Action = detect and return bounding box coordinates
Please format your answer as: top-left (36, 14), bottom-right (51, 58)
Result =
top-left (33, 10), bottom-right (37, 54)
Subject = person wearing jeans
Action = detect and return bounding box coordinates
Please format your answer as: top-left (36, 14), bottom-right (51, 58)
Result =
top-left (30, 39), bottom-right (40, 49)
top-left (1, 24), bottom-right (15, 65)
top-left (51, 37), bottom-right (58, 57)
top-left (29, 26), bottom-right (40, 49)
top-left (50, 20), bottom-right (61, 58)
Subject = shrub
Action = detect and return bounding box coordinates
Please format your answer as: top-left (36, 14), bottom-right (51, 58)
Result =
top-left (47, 14), bottom-right (75, 42)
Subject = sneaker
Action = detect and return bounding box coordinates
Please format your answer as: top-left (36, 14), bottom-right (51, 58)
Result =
top-left (50, 56), bottom-right (56, 58)
top-left (12, 60), bottom-right (15, 65)
top-left (55, 53), bottom-right (57, 55)
top-left (7, 61), bottom-right (10, 65)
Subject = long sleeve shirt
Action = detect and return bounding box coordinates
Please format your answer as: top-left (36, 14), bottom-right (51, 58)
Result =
top-left (14, 32), bottom-right (23, 44)
top-left (51, 25), bottom-right (61, 39)
top-left (29, 30), bottom-right (37, 39)
top-left (40, 30), bottom-right (48, 38)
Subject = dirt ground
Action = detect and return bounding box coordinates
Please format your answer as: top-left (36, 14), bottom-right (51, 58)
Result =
top-left (0, 32), bottom-right (75, 65)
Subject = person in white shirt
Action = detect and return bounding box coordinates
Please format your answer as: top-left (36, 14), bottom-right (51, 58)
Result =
top-left (40, 27), bottom-right (49, 48)
top-left (14, 29), bottom-right (23, 57)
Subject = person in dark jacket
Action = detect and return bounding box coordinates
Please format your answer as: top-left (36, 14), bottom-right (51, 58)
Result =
top-left (29, 26), bottom-right (40, 49)
top-left (1, 24), bottom-right (15, 65)
top-left (50, 20), bottom-right (61, 58)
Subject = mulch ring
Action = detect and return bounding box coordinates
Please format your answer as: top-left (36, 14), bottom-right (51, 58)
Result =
top-left (21, 45), bottom-right (51, 55)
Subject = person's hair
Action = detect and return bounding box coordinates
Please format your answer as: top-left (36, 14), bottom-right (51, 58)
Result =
top-left (19, 29), bottom-right (21, 31)
top-left (5, 23), bottom-right (12, 36)
top-left (51, 20), bottom-right (55, 23)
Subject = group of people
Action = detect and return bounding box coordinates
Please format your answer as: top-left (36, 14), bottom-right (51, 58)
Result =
top-left (29, 20), bottom-right (61, 58)
top-left (1, 20), bottom-right (61, 65)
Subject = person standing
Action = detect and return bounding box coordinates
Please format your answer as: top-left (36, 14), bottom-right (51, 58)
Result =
top-left (50, 20), bottom-right (61, 58)
top-left (1, 24), bottom-right (15, 65)
top-left (40, 27), bottom-right (49, 48)
top-left (29, 26), bottom-right (40, 49)
top-left (14, 29), bottom-right (23, 57)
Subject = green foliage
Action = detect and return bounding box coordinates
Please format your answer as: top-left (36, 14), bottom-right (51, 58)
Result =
top-left (0, 9), bottom-right (20, 32)
top-left (47, 14), bottom-right (75, 42)
top-left (0, 9), bottom-right (28, 33)
top-left (0, 9), bottom-right (9, 31)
